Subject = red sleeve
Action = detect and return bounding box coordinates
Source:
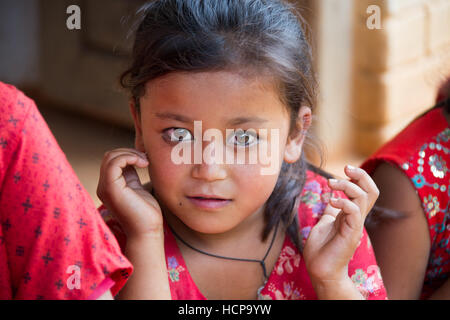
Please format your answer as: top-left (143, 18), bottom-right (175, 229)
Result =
top-left (298, 170), bottom-right (388, 300)
top-left (0, 82), bottom-right (133, 299)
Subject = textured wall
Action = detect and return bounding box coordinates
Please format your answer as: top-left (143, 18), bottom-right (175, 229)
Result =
top-left (352, 0), bottom-right (450, 156)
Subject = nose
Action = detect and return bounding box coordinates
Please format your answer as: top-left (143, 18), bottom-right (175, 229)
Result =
top-left (191, 140), bottom-right (227, 181)
top-left (191, 162), bottom-right (227, 181)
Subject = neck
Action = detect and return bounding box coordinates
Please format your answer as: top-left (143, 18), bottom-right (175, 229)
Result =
top-left (160, 200), bottom-right (270, 254)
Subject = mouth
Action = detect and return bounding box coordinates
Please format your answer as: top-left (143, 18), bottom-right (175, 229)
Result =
top-left (186, 195), bottom-right (232, 209)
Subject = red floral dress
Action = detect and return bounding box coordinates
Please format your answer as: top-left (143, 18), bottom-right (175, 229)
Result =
top-left (0, 82), bottom-right (132, 299)
top-left (361, 107), bottom-right (449, 299)
top-left (102, 170), bottom-right (387, 300)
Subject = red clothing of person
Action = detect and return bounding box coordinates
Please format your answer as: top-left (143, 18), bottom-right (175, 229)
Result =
top-left (361, 107), bottom-right (449, 299)
top-left (0, 82), bottom-right (133, 299)
top-left (101, 170), bottom-right (387, 300)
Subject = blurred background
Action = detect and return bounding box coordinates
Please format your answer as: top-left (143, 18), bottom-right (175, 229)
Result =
top-left (0, 0), bottom-right (449, 206)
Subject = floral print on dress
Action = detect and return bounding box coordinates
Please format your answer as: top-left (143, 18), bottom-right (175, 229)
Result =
top-left (273, 281), bottom-right (305, 300)
top-left (275, 246), bottom-right (301, 276)
top-left (300, 226), bottom-right (311, 241)
top-left (300, 180), bottom-right (331, 218)
top-left (350, 266), bottom-right (383, 299)
top-left (260, 280), bottom-right (305, 300)
top-left (167, 256), bottom-right (185, 282)
top-left (300, 181), bottom-right (323, 216)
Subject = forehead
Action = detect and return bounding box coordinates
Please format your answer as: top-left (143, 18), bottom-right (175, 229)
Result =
top-left (140, 71), bottom-right (289, 121)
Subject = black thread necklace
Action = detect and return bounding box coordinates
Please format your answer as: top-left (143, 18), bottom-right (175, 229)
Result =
top-left (168, 221), bottom-right (280, 281)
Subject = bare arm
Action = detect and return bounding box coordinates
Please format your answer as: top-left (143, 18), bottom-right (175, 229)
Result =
top-left (97, 148), bottom-right (171, 300)
top-left (116, 233), bottom-right (171, 300)
top-left (367, 162), bottom-right (430, 299)
top-left (428, 278), bottom-right (450, 299)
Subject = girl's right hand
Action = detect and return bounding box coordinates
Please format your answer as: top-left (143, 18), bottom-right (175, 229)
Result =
top-left (97, 148), bottom-right (163, 238)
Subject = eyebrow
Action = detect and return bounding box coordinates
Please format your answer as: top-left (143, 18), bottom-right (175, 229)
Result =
top-left (154, 112), bottom-right (268, 125)
top-left (155, 112), bottom-right (192, 123)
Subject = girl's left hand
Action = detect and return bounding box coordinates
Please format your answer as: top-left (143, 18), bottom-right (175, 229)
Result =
top-left (302, 165), bottom-right (379, 289)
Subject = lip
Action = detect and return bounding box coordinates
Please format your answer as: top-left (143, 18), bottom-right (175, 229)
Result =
top-left (186, 195), bottom-right (232, 209)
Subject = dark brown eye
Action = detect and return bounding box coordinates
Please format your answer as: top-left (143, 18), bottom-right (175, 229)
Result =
top-left (164, 128), bottom-right (193, 142)
top-left (228, 129), bottom-right (258, 147)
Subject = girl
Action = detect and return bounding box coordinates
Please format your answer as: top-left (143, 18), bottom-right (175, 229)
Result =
top-left (97, 0), bottom-right (386, 300)
top-left (361, 79), bottom-right (450, 299)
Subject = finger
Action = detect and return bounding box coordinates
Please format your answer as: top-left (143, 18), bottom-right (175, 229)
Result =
top-left (328, 178), bottom-right (367, 217)
top-left (107, 151), bottom-right (149, 169)
top-left (327, 178), bottom-right (365, 201)
top-left (103, 148), bottom-right (148, 164)
top-left (329, 197), bottom-right (362, 231)
top-left (322, 202), bottom-right (341, 218)
top-left (100, 153), bottom-right (146, 186)
top-left (344, 165), bottom-right (379, 208)
top-left (100, 149), bottom-right (148, 179)
top-left (105, 154), bottom-right (148, 184)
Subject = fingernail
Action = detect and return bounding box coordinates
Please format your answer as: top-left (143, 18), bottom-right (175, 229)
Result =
top-left (347, 165), bottom-right (356, 171)
top-left (329, 178), bottom-right (338, 184)
top-left (330, 197), bottom-right (339, 202)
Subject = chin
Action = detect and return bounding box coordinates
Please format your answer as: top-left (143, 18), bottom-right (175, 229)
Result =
top-left (175, 211), bottom-right (241, 235)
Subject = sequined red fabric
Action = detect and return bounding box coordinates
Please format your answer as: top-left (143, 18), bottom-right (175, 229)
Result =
top-left (362, 107), bottom-right (449, 299)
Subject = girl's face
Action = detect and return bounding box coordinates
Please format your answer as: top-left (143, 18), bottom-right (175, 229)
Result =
top-left (132, 71), bottom-right (310, 235)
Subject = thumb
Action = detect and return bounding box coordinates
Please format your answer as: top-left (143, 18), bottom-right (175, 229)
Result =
top-left (322, 202), bottom-right (341, 218)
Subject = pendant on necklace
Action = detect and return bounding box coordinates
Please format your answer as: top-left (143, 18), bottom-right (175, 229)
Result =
top-left (256, 279), bottom-right (268, 300)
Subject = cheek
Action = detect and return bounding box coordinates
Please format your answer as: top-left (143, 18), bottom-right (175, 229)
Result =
top-left (231, 164), bottom-right (280, 203)
top-left (145, 142), bottom-right (186, 194)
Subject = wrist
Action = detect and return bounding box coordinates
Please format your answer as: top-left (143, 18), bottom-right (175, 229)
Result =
top-left (120, 227), bottom-right (171, 300)
top-left (126, 230), bottom-right (165, 248)
top-left (311, 276), bottom-right (364, 300)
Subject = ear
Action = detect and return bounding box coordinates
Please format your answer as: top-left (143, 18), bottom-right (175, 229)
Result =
top-left (283, 106), bottom-right (312, 164)
top-left (129, 99), bottom-right (146, 153)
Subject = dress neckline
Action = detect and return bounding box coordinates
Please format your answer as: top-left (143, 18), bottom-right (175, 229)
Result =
top-left (163, 220), bottom-right (291, 300)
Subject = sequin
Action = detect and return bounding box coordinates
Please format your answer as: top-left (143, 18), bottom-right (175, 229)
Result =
top-left (402, 163), bottom-right (409, 170)
top-left (440, 185), bottom-right (447, 192)
top-left (419, 151), bottom-right (426, 158)
top-left (412, 174), bottom-right (426, 188)
top-left (423, 195), bottom-right (440, 218)
top-left (429, 154), bottom-right (447, 179)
